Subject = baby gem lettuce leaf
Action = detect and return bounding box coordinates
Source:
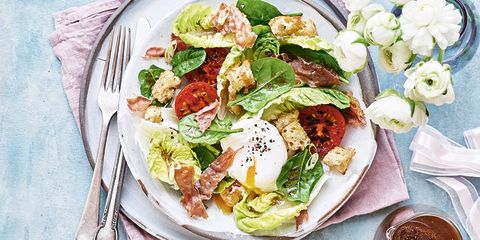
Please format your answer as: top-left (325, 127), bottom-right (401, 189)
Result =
top-left (229, 57), bottom-right (295, 113)
top-left (276, 148), bottom-right (324, 203)
top-left (179, 114), bottom-right (243, 145)
top-left (138, 65), bottom-right (165, 98)
top-left (172, 47), bottom-right (207, 77)
top-left (252, 25), bottom-right (280, 60)
top-left (280, 44), bottom-right (347, 78)
top-left (236, 0), bottom-right (302, 26)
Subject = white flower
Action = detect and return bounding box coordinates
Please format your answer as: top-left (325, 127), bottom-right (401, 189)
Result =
top-left (345, 0), bottom-right (370, 12)
top-left (404, 60), bottom-right (454, 106)
top-left (400, 0), bottom-right (462, 56)
top-left (389, 0), bottom-right (412, 6)
top-left (365, 89), bottom-right (428, 133)
top-left (347, 4), bottom-right (385, 34)
top-left (364, 12), bottom-right (402, 47)
top-left (333, 30), bottom-right (368, 73)
top-left (379, 40), bottom-right (415, 73)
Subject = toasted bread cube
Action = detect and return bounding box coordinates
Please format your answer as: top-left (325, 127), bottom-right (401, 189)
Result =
top-left (322, 147), bottom-right (356, 175)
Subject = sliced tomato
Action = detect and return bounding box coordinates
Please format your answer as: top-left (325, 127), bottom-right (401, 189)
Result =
top-left (299, 105), bottom-right (346, 156)
top-left (184, 48), bottom-right (230, 87)
top-left (174, 82), bottom-right (219, 119)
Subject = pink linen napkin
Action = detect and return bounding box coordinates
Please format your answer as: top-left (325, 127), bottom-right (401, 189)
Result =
top-left (49, 0), bottom-right (408, 239)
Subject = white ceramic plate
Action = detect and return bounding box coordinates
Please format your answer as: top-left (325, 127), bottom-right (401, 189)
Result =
top-left (116, 0), bottom-right (376, 238)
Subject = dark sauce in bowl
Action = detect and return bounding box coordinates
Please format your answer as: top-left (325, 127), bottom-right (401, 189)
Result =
top-left (390, 215), bottom-right (462, 240)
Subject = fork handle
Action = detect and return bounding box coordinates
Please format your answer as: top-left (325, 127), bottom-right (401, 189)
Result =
top-left (75, 116), bottom-right (112, 240)
top-left (94, 147), bottom-right (127, 240)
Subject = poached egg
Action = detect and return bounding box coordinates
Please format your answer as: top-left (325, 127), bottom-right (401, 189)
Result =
top-left (220, 118), bottom-right (288, 192)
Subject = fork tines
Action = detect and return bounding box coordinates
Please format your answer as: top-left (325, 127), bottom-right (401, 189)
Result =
top-left (100, 26), bottom-right (131, 92)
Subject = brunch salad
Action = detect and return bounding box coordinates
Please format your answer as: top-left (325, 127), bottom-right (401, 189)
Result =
top-left (127, 0), bottom-right (367, 233)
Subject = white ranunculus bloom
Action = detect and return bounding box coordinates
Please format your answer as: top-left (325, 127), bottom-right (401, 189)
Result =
top-left (379, 40), bottom-right (415, 73)
top-left (347, 4), bottom-right (385, 34)
top-left (400, 0), bottom-right (462, 56)
top-left (365, 89), bottom-right (428, 133)
top-left (364, 12), bottom-right (402, 47)
top-left (345, 0), bottom-right (370, 12)
top-left (389, 0), bottom-right (412, 6)
top-left (333, 30), bottom-right (368, 73)
top-left (404, 60), bottom-right (455, 106)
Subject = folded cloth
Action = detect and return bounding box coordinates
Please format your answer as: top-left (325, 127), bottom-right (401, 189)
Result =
top-left (50, 0), bottom-right (408, 239)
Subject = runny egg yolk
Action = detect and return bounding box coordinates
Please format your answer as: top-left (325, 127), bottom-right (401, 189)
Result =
top-left (244, 157), bottom-right (263, 194)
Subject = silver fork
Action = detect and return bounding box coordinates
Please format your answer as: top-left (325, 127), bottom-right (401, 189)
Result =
top-left (75, 26), bottom-right (129, 240)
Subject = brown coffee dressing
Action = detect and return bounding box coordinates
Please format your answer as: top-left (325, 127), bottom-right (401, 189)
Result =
top-left (392, 215), bottom-right (462, 240)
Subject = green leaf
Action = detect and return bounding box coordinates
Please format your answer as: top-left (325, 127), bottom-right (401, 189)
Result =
top-left (214, 176), bottom-right (236, 194)
top-left (138, 65), bottom-right (165, 98)
top-left (280, 44), bottom-right (346, 78)
top-left (193, 145), bottom-right (220, 170)
top-left (172, 3), bottom-right (214, 36)
top-left (252, 25), bottom-right (280, 60)
top-left (236, 0), bottom-right (302, 25)
top-left (276, 148), bottom-right (324, 203)
top-left (172, 48), bottom-right (207, 77)
top-left (229, 57), bottom-right (296, 113)
top-left (178, 114), bottom-right (243, 145)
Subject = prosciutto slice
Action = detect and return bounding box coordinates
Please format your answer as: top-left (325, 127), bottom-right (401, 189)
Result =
top-left (194, 101), bottom-right (219, 133)
top-left (211, 3), bottom-right (257, 49)
top-left (343, 90), bottom-right (367, 127)
top-left (289, 58), bottom-right (341, 87)
top-left (127, 96), bottom-right (152, 112)
top-left (196, 147), bottom-right (236, 200)
top-left (174, 167), bottom-right (208, 219)
top-left (296, 209), bottom-right (309, 230)
top-left (144, 47), bottom-right (165, 58)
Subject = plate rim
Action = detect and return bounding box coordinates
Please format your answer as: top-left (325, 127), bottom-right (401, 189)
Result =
top-left (79, 0), bottom-right (380, 239)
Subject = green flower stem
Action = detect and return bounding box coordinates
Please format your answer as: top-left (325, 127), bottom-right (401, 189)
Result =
top-left (438, 48), bottom-right (445, 63)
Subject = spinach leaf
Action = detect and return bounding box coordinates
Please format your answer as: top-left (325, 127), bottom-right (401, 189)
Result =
top-left (172, 47), bottom-right (206, 77)
top-left (280, 44), bottom-right (346, 78)
top-left (236, 0), bottom-right (302, 25)
top-left (178, 114), bottom-right (243, 145)
top-left (252, 25), bottom-right (280, 60)
top-left (193, 144), bottom-right (220, 170)
top-left (138, 64), bottom-right (165, 98)
top-left (276, 148), bottom-right (324, 203)
top-left (229, 57), bottom-right (295, 113)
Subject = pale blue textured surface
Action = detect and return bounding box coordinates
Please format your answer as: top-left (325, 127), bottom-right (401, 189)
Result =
top-left (0, 0), bottom-right (479, 239)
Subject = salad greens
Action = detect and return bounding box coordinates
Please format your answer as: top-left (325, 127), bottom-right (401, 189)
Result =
top-left (178, 114), bottom-right (243, 145)
top-left (172, 48), bottom-right (207, 77)
top-left (233, 193), bottom-right (306, 233)
top-left (229, 57), bottom-right (295, 113)
top-left (138, 64), bottom-right (165, 98)
top-left (280, 44), bottom-right (347, 79)
top-left (279, 36), bottom-right (333, 52)
top-left (193, 144), bottom-right (220, 170)
top-left (146, 128), bottom-right (201, 189)
top-left (172, 3), bottom-right (214, 36)
top-left (276, 148), bottom-right (324, 203)
top-left (252, 25), bottom-right (280, 60)
top-left (236, 0), bottom-right (302, 26)
top-left (255, 87), bottom-right (351, 121)
top-left (214, 176), bottom-right (236, 194)
top-left (179, 32), bottom-right (236, 49)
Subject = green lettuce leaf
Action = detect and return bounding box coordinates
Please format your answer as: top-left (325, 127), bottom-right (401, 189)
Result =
top-left (252, 25), bottom-right (280, 60)
top-left (192, 144), bottom-right (220, 170)
top-left (145, 127), bottom-right (201, 189)
top-left (138, 65), bottom-right (165, 98)
top-left (233, 193), bottom-right (306, 233)
top-left (276, 148), bottom-right (324, 203)
top-left (178, 114), bottom-right (243, 145)
top-left (179, 32), bottom-right (236, 48)
top-left (172, 48), bottom-right (206, 77)
top-left (213, 176), bottom-right (236, 194)
top-left (172, 3), bottom-right (214, 36)
top-left (253, 87), bottom-right (351, 121)
top-left (229, 57), bottom-right (296, 113)
top-left (236, 0), bottom-right (302, 26)
top-left (279, 36), bottom-right (333, 52)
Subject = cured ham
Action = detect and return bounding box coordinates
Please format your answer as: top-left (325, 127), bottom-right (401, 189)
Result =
top-left (174, 167), bottom-right (208, 219)
top-left (127, 96), bottom-right (152, 112)
top-left (194, 101), bottom-right (220, 133)
top-left (144, 47), bottom-right (165, 58)
top-left (295, 209), bottom-right (309, 230)
top-left (289, 58), bottom-right (341, 87)
top-left (196, 147), bottom-right (236, 199)
top-left (343, 90), bottom-right (367, 126)
top-left (211, 3), bottom-right (257, 49)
